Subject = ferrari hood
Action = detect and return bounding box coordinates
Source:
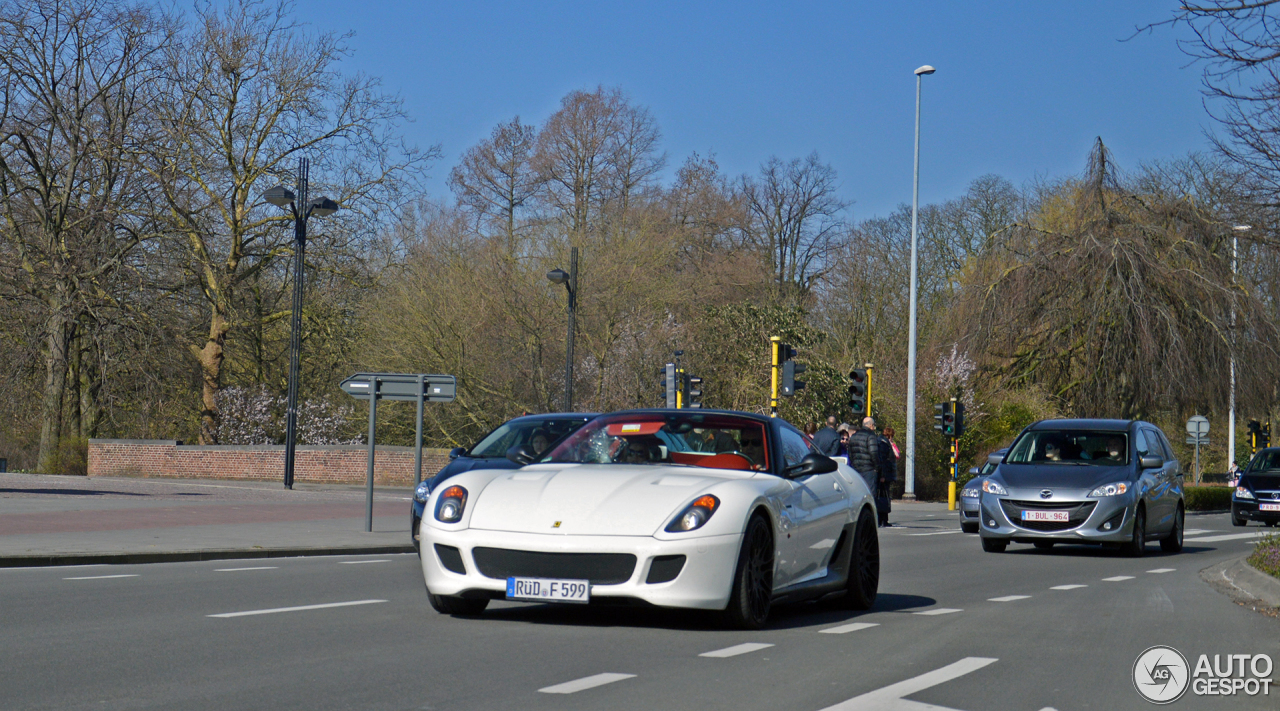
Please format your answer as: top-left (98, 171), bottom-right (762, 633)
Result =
top-left (467, 463), bottom-right (748, 536)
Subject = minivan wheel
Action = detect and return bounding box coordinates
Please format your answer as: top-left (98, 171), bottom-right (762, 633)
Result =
top-left (1160, 504), bottom-right (1184, 553)
top-left (981, 536), bottom-right (1007, 553)
top-left (1231, 512), bottom-right (1247, 527)
top-left (1122, 507), bottom-right (1146, 558)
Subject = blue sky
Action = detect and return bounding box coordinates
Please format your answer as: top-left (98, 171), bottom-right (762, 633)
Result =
top-left (307, 1), bottom-right (1209, 220)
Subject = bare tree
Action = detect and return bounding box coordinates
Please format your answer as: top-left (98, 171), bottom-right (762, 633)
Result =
top-left (0, 0), bottom-right (169, 471)
top-left (449, 116), bottom-right (538, 250)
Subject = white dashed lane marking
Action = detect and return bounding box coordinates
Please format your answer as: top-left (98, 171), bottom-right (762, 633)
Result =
top-left (988, 595), bottom-right (1030, 602)
top-left (820, 622), bottom-right (880, 634)
top-left (538, 673), bottom-right (635, 694)
top-left (699, 642), bottom-right (774, 658)
top-left (1102, 576), bottom-right (1134, 582)
top-left (215, 566), bottom-right (278, 572)
top-left (1146, 568), bottom-right (1176, 574)
top-left (208, 599), bottom-right (386, 618)
top-left (1184, 531), bottom-right (1270, 543)
top-left (1051, 584), bottom-right (1087, 590)
top-left (907, 530), bottom-right (963, 537)
top-left (338, 559), bottom-right (390, 565)
top-left (913, 608), bottom-right (962, 616)
top-left (63, 574), bottom-right (138, 580)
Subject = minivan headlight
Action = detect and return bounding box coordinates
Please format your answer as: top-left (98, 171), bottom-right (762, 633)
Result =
top-left (414, 481), bottom-right (431, 503)
top-left (961, 487), bottom-right (980, 498)
top-left (982, 480), bottom-right (1008, 496)
top-left (1088, 482), bottom-right (1129, 497)
top-left (1236, 486), bottom-right (1255, 500)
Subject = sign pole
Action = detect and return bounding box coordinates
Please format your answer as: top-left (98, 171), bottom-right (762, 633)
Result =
top-left (414, 374), bottom-right (424, 485)
top-left (365, 375), bottom-right (378, 533)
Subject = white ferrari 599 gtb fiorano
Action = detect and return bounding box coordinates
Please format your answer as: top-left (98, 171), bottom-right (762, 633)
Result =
top-left (419, 409), bottom-right (880, 628)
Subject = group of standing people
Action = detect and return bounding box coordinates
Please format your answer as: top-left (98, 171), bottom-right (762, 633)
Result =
top-left (806, 416), bottom-right (898, 527)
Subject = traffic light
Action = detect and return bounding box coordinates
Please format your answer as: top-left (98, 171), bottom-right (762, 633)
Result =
top-left (1252, 420), bottom-right (1271, 452)
top-left (949, 402), bottom-right (966, 438)
top-left (659, 363), bottom-right (678, 409)
top-left (779, 343), bottom-right (806, 396)
top-left (848, 369), bottom-right (868, 415)
top-left (934, 401), bottom-right (950, 433)
top-left (685, 374), bottom-right (703, 409)
top-left (1265, 423), bottom-right (1272, 450)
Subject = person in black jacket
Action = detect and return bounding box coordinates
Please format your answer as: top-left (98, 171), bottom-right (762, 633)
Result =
top-left (846, 417), bottom-right (881, 494)
top-left (876, 427), bottom-right (898, 527)
top-left (811, 416), bottom-right (841, 457)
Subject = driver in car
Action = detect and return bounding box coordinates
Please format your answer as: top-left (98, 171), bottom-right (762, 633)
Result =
top-left (739, 431), bottom-right (765, 468)
top-left (619, 439), bottom-right (652, 464)
top-left (1102, 437), bottom-right (1126, 463)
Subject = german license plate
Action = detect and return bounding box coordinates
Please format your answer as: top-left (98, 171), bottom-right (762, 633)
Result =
top-left (1022, 510), bottom-right (1069, 522)
top-left (1260, 503), bottom-right (1280, 512)
top-left (506, 577), bottom-right (590, 603)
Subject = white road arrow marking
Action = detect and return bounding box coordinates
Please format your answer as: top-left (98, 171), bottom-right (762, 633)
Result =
top-left (817, 656), bottom-right (997, 710)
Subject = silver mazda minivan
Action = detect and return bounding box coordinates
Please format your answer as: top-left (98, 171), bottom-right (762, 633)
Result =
top-left (978, 419), bottom-right (1184, 556)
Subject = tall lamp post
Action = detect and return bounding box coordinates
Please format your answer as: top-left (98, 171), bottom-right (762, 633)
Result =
top-left (903, 64), bottom-right (935, 501)
top-left (263, 157), bottom-right (340, 489)
top-left (1230, 224), bottom-right (1250, 471)
top-left (547, 246), bottom-right (578, 412)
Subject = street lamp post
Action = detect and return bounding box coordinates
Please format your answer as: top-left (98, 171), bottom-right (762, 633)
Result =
top-left (1230, 224), bottom-right (1250, 471)
top-left (263, 157), bottom-right (340, 489)
top-left (546, 246), bottom-right (578, 412)
top-left (904, 64), bottom-right (935, 501)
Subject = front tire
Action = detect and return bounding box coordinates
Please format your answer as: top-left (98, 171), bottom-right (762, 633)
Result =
top-left (722, 514), bottom-right (774, 630)
top-left (1232, 510), bottom-right (1248, 527)
top-left (1122, 507), bottom-right (1146, 558)
top-left (427, 593), bottom-right (489, 616)
top-left (843, 509), bottom-right (880, 610)
top-left (1160, 504), bottom-right (1184, 553)
top-left (981, 536), bottom-right (1007, 553)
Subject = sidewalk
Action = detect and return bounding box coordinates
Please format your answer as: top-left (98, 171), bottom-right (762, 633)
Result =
top-left (0, 472), bottom-right (417, 567)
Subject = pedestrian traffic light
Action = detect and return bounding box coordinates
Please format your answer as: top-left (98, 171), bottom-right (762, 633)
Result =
top-left (685, 374), bottom-right (703, 409)
top-left (659, 363), bottom-right (678, 409)
top-left (779, 343), bottom-right (806, 396)
top-left (934, 401), bottom-right (950, 433)
top-left (848, 368), bottom-right (868, 415)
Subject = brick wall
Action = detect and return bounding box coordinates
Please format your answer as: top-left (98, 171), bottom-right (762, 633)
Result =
top-left (87, 439), bottom-right (453, 487)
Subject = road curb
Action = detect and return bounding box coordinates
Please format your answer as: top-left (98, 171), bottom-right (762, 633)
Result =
top-left (1201, 556), bottom-right (1280, 608)
top-left (0, 545), bottom-right (416, 568)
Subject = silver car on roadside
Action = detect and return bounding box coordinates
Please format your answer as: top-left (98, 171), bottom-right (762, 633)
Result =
top-left (978, 419), bottom-right (1184, 556)
top-left (959, 448), bottom-right (1006, 533)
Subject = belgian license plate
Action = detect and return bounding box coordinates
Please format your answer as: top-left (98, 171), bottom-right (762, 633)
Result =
top-left (1023, 510), bottom-right (1069, 522)
top-left (506, 577), bottom-right (590, 603)
top-left (1260, 503), bottom-right (1280, 512)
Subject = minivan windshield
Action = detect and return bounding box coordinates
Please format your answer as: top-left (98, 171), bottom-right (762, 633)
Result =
top-left (1007, 430), bottom-right (1128, 466)
top-left (468, 417), bottom-right (591, 459)
top-left (1246, 449), bottom-right (1280, 473)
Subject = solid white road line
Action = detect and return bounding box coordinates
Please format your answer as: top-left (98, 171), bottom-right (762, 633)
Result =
top-left (63, 574), bottom-right (138, 580)
top-left (817, 656), bottom-right (998, 711)
top-left (820, 622), bottom-right (880, 634)
top-left (913, 608), bottom-right (962, 616)
top-left (1051, 584), bottom-right (1087, 590)
top-left (988, 595), bottom-right (1030, 602)
top-left (207, 599), bottom-right (386, 618)
top-left (1102, 576), bottom-right (1134, 582)
top-left (538, 673), bottom-right (636, 694)
top-left (338, 559), bottom-right (390, 565)
top-left (214, 566), bottom-right (278, 572)
top-left (1184, 532), bottom-right (1270, 543)
top-left (699, 642), bottom-right (774, 658)
top-left (907, 530), bottom-right (963, 537)
top-left (1146, 568), bottom-right (1176, 574)
top-left (1182, 529), bottom-right (1217, 536)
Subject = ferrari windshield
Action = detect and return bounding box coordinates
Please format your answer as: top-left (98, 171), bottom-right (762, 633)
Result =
top-left (542, 412), bottom-right (770, 470)
top-left (1006, 430), bottom-right (1129, 466)
top-left (468, 417), bottom-right (591, 458)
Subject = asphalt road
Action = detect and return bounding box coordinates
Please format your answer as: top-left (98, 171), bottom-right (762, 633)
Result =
top-left (2, 507), bottom-right (1275, 711)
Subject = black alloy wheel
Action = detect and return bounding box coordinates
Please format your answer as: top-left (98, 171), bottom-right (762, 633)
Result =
top-left (1123, 507), bottom-right (1146, 558)
top-left (1033, 541), bottom-right (1055, 550)
top-left (844, 508), bottom-right (880, 610)
top-left (981, 536), bottom-right (1007, 553)
top-left (723, 515), bottom-right (774, 629)
top-left (1160, 504), bottom-right (1184, 553)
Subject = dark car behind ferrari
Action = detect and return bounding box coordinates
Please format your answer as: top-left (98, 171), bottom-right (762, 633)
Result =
top-left (1232, 447), bottom-right (1280, 527)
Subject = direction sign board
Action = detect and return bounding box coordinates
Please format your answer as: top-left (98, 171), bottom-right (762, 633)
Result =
top-left (1186, 436), bottom-right (1210, 446)
top-left (340, 373), bottom-right (456, 402)
top-left (1186, 415), bottom-right (1209, 436)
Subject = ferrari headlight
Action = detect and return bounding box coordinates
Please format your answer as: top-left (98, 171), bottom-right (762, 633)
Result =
top-left (434, 485), bottom-right (468, 523)
top-left (414, 481), bottom-right (431, 503)
top-left (982, 480), bottom-right (1008, 496)
top-left (1236, 486), bottom-right (1255, 500)
top-left (666, 495), bottom-right (720, 532)
top-left (961, 487), bottom-right (980, 499)
top-left (1088, 482), bottom-right (1129, 497)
